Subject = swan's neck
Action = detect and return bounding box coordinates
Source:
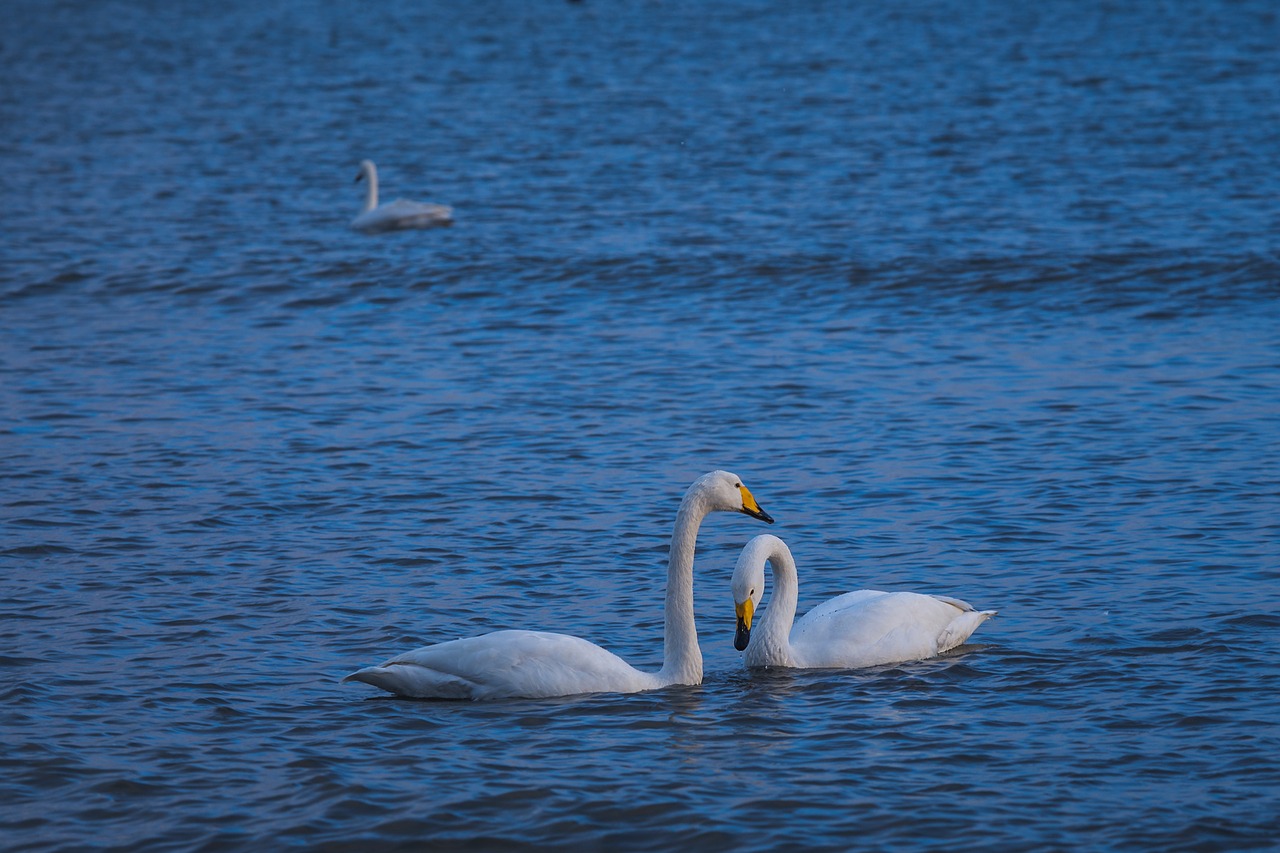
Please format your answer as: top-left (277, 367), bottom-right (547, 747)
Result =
top-left (757, 547), bottom-right (800, 663)
top-left (658, 494), bottom-right (706, 685)
top-left (361, 164), bottom-right (379, 212)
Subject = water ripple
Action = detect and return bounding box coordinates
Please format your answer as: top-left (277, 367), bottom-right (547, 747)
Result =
top-left (3, 0), bottom-right (1280, 850)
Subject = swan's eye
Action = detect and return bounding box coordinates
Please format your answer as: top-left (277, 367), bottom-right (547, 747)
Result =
top-left (735, 482), bottom-right (742, 488)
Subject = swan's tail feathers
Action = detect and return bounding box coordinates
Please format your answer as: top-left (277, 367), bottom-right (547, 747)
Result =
top-left (932, 594), bottom-right (979, 612)
top-left (342, 664), bottom-right (477, 700)
top-left (936, 608), bottom-right (997, 653)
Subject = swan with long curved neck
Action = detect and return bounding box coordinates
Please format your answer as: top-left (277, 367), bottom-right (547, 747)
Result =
top-left (732, 534), bottom-right (994, 669)
top-left (343, 470), bottom-right (774, 700)
top-left (351, 159), bottom-right (453, 233)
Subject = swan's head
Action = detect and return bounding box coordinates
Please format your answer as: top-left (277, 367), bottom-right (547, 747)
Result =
top-left (731, 534), bottom-right (778, 651)
top-left (690, 470), bottom-right (774, 523)
top-left (355, 159), bottom-right (376, 184)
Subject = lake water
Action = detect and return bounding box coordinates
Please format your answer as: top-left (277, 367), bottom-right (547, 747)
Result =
top-left (3, 0), bottom-right (1279, 849)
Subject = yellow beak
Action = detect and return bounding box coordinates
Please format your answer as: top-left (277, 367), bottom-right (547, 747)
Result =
top-left (738, 485), bottom-right (774, 524)
top-left (734, 597), bottom-right (754, 651)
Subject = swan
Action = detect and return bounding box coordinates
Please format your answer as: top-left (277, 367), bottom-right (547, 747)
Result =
top-left (731, 534), bottom-right (995, 669)
top-left (343, 470), bottom-right (775, 700)
top-left (351, 159), bottom-right (453, 233)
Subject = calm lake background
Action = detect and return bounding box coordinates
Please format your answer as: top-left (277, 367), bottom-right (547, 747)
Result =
top-left (3, 0), bottom-right (1279, 849)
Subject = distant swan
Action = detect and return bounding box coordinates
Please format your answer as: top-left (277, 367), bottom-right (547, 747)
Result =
top-left (731, 534), bottom-right (994, 669)
top-left (343, 470), bottom-right (775, 700)
top-left (351, 159), bottom-right (453, 233)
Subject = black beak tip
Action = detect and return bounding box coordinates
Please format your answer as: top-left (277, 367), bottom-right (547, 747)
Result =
top-left (734, 618), bottom-right (750, 651)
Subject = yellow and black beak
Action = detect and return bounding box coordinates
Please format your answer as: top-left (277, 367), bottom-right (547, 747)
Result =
top-left (738, 485), bottom-right (774, 524)
top-left (734, 597), bottom-right (755, 651)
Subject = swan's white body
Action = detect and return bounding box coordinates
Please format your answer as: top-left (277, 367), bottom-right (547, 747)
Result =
top-left (351, 159), bottom-right (453, 233)
top-left (344, 470), bottom-right (774, 700)
top-left (732, 534), bottom-right (994, 669)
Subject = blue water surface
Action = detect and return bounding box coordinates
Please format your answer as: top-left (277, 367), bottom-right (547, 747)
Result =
top-left (2, 0), bottom-right (1279, 850)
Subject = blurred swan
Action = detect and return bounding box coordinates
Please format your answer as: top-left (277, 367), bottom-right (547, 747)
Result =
top-left (351, 159), bottom-right (453, 233)
top-left (343, 470), bottom-right (775, 700)
top-left (731, 534), bottom-right (994, 669)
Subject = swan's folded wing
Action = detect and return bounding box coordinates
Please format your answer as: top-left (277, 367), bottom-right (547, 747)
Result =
top-left (791, 591), bottom-right (969, 668)
top-left (800, 589), bottom-right (885, 622)
top-left (352, 200), bottom-right (453, 234)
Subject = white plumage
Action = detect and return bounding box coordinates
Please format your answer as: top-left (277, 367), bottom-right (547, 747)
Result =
top-left (343, 470), bottom-right (775, 700)
top-left (731, 534), bottom-right (995, 669)
top-left (351, 159), bottom-right (453, 233)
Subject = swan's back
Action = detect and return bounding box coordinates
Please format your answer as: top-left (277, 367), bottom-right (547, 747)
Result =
top-left (787, 591), bottom-right (994, 669)
top-left (352, 200), bottom-right (453, 234)
top-left (343, 630), bottom-right (663, 700)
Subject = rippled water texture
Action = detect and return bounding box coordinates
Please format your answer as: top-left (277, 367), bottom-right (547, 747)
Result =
top-left (3, 0), bottom-right (1279, 850)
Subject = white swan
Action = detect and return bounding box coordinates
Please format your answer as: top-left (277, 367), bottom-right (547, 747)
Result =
top-left (351, 159), bottom-right (453, 233)
top-left (731, 534), bottom-right (995, 669)
top-left (343, 470), bottom-right (775, 700)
